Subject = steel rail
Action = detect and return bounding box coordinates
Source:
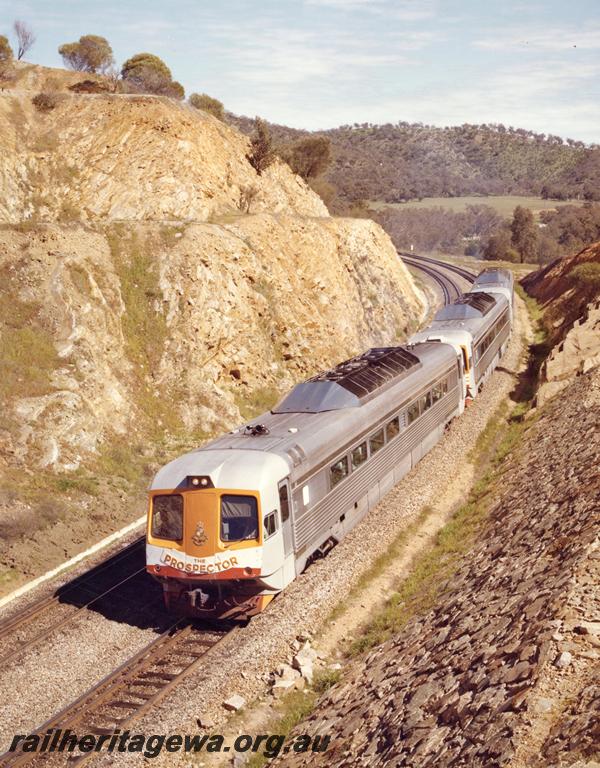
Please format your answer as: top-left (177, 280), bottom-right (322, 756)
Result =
top-left (399, 251), bottom-right (477, 282)
top-left (0, 622), bottom-right (236, 767)
top-left (402, 255), bottom-right (461, 305)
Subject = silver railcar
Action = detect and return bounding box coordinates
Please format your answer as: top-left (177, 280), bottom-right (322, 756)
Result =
top-left (408, 292), bottom-right (511, 400)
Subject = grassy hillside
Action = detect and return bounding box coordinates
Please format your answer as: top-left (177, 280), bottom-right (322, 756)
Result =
top-left (230, 117), bottom-right (600, 204)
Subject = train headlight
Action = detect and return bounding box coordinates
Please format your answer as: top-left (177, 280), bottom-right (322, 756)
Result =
top-left (187, 475), bottom-right (213, 488)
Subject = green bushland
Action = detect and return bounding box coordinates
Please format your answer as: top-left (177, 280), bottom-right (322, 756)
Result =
top-left (0, 277), bottom-right (60, 409)
top-left (569, 262), bottom-right (600, 289)
top-left (371, 195), bottom-right (584, 218)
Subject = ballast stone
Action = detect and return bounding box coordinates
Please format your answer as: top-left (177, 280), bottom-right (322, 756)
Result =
top-left (223, 694), bottom-right (246, 711)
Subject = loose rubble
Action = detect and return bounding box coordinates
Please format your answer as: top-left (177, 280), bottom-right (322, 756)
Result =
top-left (275, 366), bottom-right (600, 768)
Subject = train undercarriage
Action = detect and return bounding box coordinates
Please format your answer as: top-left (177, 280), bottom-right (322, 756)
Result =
top-left (159, 578), bottom-right (276, 621)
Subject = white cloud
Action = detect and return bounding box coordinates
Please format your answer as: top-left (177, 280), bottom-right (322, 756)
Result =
top-left (303, 0), bottom-right (436, 18)
top-left (474, 23), bottom-right (600, 51)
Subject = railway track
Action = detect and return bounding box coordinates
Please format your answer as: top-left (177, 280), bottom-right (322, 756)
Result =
top-left (0, 538), bottom-right (162, 667)
top-left (399, 252), bottom-right (477, 283)
top-left (0, 621), bottom-right (235, 767)
top-left (402, 255), bottom-right (462, 305)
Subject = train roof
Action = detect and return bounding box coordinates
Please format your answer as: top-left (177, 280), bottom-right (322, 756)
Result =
top-left (434, 292), bottom-right (496, 321)
top-left (152, 342), bottom-right (458, 489)
top-left (410, 291), bottom-right (509, 342)
top-left (273, 346), bottom-right (421, 414)
top-left (472, 268), bottom-right (514, 290)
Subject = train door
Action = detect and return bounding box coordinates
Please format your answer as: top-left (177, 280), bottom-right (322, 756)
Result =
top-left (278, 480), bottom-right (293, 557)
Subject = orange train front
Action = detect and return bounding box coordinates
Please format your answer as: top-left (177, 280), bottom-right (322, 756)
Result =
top-left (146, 449), bottom-right (294, 620)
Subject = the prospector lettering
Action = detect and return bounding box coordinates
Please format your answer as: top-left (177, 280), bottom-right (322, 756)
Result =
top-left (160, 553), bottom-right (239, 573)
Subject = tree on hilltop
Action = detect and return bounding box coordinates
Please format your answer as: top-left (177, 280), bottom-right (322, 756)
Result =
top-left (0, 35), bottom-right (16, 86)
top-left (59, 35), bottom-right (114, 73)
top-left (247, 117), bottom-right (275, 175)
top-left (279, 136), bottom-right (332, 181)
top-left (13, 20), bottom-right (35, 60)
top-left (0, 35), bottom-right (13, 64)
top-left (121, 53), bottom-right (184, 99)
top-left (189, 93), bottom-right (225, 121)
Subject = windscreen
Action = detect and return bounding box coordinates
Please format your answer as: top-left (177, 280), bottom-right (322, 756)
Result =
top-left (220, 495), bottom-right (259, 542)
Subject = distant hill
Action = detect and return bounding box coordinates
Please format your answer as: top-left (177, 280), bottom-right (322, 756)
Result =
top-left (229, 116), bottom-right (600, 204)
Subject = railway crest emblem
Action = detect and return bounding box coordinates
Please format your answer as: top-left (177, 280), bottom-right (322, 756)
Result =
top-left (191, 522), bottom-right (207, 547)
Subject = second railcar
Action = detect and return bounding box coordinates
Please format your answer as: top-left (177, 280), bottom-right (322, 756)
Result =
top-left (408, 291), bottom-right (511, 399)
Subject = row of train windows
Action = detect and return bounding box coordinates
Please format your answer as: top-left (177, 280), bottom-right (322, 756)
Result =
top-left (329, 377), bottom-right (450, 489)
top-left (474, 311), bottom-right (509, 363)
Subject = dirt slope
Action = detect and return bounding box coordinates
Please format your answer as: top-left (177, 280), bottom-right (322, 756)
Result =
top-left (0, 65), bottom-right (425, 589)
top-left (276, 366), bottom-right (600, 768)
top-left (522, 242), bottom-right (600, 404)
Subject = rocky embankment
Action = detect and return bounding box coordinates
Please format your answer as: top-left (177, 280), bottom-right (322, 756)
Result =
top-left (277, 367), bottom-right (600, 768)
top-left (0, 64), bottom-right (425, 587)
top-left (522, 241), bottom-right (600, 405)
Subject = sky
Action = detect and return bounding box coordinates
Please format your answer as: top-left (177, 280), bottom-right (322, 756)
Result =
top-left (5, 0), bottom-right (600, 142)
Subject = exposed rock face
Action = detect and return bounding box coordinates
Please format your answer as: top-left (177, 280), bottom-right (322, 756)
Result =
top-left (537, 300), bottom-right (600, 405)
top-left (522, 242), bottom-right (600, 405)
top-left (276, 367), bottom-right (600, 768)
top-left (0, 217), bottom-right (421, 472)
top-left (0, 87), bottom-right (325, 223)
top-left (0, 65), bottom-right (425, 584)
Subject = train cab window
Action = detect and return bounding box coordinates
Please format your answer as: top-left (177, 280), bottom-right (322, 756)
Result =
top-left (220, 495), bottom-right (259, 542)
top-left (152, 494), bottom-right (183, 541)
top-left (264, 511), bottom-right (277, 539)
top-left (278, 484), bottom-right (290, 523)
top-left (351, 442), bottom-right (368, 470)
top-left (386, 417), bottom-right (400, 441)
top-left (407, 401), bottom-right (420, 424)
top-left (369, 428), bottom-right (385, 455)
top-left (330, 457), bottom-right (349, 488)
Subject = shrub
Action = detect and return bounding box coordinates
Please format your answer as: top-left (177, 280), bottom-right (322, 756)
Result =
top-left (31, 92), bottom-right (60, 112)
top-left (189, 92), bottom-right (225, 121)
top-left (68, 79), bottom-right (109, 94)
top-left (569, 262), bottom-right (600, 289)
top-left (59, 35), bottom-right (114, 73)
top-left (237, 184), bottom-right (259, 213)
top-left (0, 34), bottom-right (13, 63)
top-left (247, 117), bottom-right (275, 175)
top-left (121, 52), bottom-right (184, 99)
top-left (279, 136), bottom-right (332, 181)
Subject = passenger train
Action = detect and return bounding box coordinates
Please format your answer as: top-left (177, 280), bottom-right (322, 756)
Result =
top-left (146, 267), bottom-right (514, 619)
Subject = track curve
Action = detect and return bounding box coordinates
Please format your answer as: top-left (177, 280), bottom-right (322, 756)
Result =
top-left (401, 255), bottom-right (462, 305)
top-left (399, 252), bottom-right (476, 283)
